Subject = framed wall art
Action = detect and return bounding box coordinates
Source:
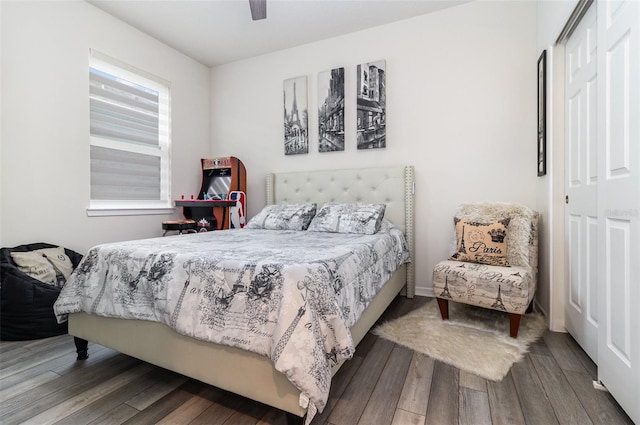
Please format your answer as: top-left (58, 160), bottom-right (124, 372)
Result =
top-left (356, 60), bottom-right (386, 150)
top-left (283, 75), bottom-right (308, 155)
top-left (537, 50), bottom-right (547, 176)
top-left (318, 67), bottom-right (345, 152)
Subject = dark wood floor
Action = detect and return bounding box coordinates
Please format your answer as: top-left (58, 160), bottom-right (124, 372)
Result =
top-left (0, 296), bottom-right (634, 425)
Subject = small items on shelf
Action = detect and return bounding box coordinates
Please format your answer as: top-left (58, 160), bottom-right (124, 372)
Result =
top-left (162, 156), bottom-right (247, 234)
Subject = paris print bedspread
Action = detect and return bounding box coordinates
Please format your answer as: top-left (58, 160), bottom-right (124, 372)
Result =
top-left (54, 223), bottom-right (410, 415)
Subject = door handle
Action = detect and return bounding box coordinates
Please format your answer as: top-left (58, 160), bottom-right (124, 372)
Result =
top-left (566, 195), bottom-right (569, 204)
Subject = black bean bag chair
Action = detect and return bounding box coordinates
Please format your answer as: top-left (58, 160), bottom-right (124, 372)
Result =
top-left (0, 243), bottom-right (83, 340)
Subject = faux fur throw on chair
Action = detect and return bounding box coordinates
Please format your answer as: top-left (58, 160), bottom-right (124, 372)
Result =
top-left (450, 202), bottom-right (537, 269)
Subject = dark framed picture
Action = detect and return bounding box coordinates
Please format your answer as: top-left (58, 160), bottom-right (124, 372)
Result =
top-left (283, 75), bottom-right (308, 155)
top-left (318, 67), bottom-right (345, 152)
top-left (357, 60), bottom-right (386, 149)
top-left (537, 50), bottom-right (547, 176)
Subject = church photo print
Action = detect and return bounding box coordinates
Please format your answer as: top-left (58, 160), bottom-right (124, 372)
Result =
top-left (357, 60), bottom-right (386, 150)
top-left (283, 75), bottom-right (308, 155)
top-left (318, 67), bottom-right (345, 152)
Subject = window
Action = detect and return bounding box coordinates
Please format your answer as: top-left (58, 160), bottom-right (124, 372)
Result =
top-left (88, 50), bottom-right (171, 215)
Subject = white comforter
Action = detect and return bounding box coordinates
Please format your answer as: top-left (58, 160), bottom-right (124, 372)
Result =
top-left (54, 223), bottom-right (409, 417)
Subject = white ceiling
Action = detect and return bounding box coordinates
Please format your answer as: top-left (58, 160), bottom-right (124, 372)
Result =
top-left (88, 0), bottom-right (471, 67)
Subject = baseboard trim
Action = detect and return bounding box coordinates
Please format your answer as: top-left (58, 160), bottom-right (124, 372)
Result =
top-left (415, 286), bottom-right (434, 298)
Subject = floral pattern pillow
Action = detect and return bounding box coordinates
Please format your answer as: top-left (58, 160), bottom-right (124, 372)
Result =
top-left (307, 203), bottom-right (386, 235)
top-left (449, 218), bottom-right (510, 266)
top-left (246, 203), bottom-right (317, 230)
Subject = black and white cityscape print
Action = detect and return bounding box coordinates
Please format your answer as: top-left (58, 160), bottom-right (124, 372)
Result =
top-left (356, 60), bottom-right (386, 150)
top-left (318, 68), bottom-right (345, 152)
top-left (283, 75), bottom-right (308, 155)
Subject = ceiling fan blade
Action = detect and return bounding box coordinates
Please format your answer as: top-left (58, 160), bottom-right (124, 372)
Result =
top-left (249, 0), bottom-right (267, 20)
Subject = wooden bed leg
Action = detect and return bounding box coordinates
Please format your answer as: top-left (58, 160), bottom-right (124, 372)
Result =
top-left (509, 313), bottom-right (522, 338)
top-left (436, 298), bottom-right (449, 320)
top-left (285, 412), bottom-right (305, 425)
top-left (74, 337), bottom-right (89, 360)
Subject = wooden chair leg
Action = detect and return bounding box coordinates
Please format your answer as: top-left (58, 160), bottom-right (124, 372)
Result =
top-left (436, 298), bottom-right (449, 320)
top-left (526, 299), bottom-right (534, 314)
top-left (509, 313), bottom-right (522, 338)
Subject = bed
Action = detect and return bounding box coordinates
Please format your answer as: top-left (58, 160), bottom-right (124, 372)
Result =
top-left (54, 165), bottom-right (415, 423)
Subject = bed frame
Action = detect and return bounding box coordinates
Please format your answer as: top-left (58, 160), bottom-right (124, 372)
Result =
top-left (69, 165), bottom-right (415, 422)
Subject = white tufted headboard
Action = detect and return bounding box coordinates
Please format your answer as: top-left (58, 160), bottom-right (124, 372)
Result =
top-left (265, 166), bottom-right (415, 297)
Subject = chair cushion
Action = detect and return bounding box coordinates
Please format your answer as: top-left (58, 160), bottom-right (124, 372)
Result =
top-left (433, 260), bottom-right (534, 315)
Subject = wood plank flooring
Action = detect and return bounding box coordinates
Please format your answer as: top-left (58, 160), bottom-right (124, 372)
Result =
top-left (0, 296), bottom-right (634, 425)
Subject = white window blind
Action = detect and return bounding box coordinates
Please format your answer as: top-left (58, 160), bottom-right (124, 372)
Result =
top-left (88, 50), bottom-right (171, 214)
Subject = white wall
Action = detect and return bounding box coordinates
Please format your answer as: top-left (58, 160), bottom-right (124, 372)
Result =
top-left (0, 1), bottom-right (211, 254)
top-left (210, 0), bottom-right (538, 296)
top-left (536, 0), bottom-right (579, 330)
top-left (0, 0), bottom-right (3, 247)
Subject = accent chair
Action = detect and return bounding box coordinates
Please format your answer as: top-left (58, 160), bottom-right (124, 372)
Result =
top-left (432, 202), bottom-right (539, 338)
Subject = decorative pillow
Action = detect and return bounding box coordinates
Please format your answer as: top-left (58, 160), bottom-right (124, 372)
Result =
top-left (449, 218), bottom-right (510, 266)
top-left (10, 251), bottom-right (58, 286)
top-left (246, 203), bottom-right (317, 230)
top-left (307, 203), bottom-right (386, 235)
top-left (377, 218), bottom-right (395, 233)
top-left (34, 247), bottom-right (74, 281)
top-left (10, 247), bottom-right (73, 287)
top-left (453, 202), bottom-right (536, 267)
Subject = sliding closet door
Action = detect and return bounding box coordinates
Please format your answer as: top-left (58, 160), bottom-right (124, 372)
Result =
top-left (565, 4), bottom-right (599, 363)
top-left (597, 0), bottom-right (640, 423)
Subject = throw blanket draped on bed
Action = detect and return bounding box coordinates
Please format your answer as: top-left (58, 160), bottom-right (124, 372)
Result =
top-left (54, 224), bottom-right (409, 416)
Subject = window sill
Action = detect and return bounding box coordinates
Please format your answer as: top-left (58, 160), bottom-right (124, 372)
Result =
top-left (87, 207), bottom-right (175, 217)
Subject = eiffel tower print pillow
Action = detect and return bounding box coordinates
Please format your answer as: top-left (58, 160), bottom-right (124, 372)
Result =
top-left (449, 218), bottom-right (511, 267)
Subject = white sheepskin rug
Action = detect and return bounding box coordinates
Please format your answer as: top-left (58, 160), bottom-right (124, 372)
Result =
top-left (373, 299), bottom-right (546, 381)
